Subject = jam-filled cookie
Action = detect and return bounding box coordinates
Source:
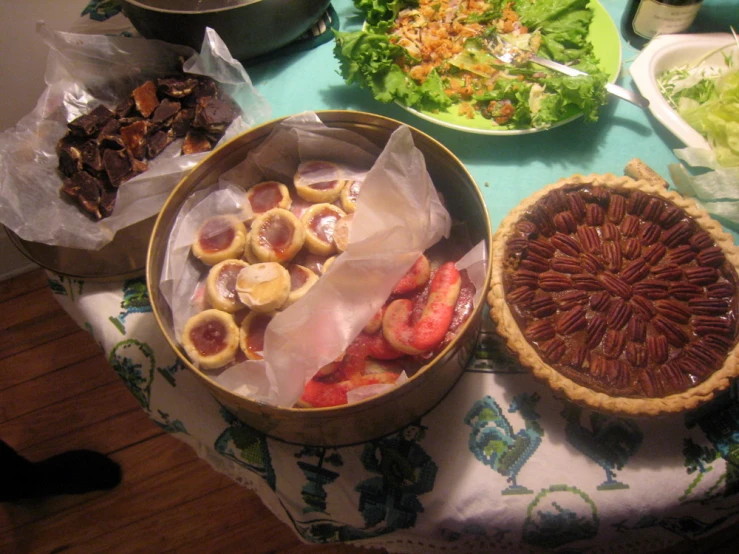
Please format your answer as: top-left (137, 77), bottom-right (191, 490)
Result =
top-left (182, 309), bottom-right (240, 370)
top-left (301, 203), bottom-right (346, 256)
top-left (294, 160), bottom-right (348, 203)
top-left (239, 311), bottom-right (272, 361)
top-left (236, 261), bottom-right (291, 313)
top-left (333, 213), bottom-right (354, 253)
top-left (205, 259), bottom-right (250, 313)
top-left (245, 181), bottom-right (292, 221)
top-left (250, 208), bottom-right (305, 263)
top-left (340, 180), bottom-right (362, 213)
top-left (192, 214), bottom-right (246, 266)
top-left (283, 264), bottom-right (319, 309)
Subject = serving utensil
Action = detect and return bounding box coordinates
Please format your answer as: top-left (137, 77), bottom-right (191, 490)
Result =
top-left (486, 36), bottom-right (650, 109)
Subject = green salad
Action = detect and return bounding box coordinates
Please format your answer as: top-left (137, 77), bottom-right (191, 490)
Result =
top-left (334, 0), bottom-right (609, 130)
top-left (658, 43), bottom-right (739, 168)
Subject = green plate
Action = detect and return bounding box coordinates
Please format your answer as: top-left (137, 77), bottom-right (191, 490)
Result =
top-left (401, 0), bottom-right (622, 135)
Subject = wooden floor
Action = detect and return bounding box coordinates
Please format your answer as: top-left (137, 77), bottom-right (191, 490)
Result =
top-left (1, 268), bottom-right (737, 554)
top-left (0, 268), bottom-right (366, 554)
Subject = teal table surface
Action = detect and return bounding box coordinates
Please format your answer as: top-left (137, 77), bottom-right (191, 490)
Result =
top-left (41, 1), bottom-right (739, 553)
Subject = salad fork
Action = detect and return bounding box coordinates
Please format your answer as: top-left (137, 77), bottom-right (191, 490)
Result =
top-left (486, 36), bottom-right (650, 109)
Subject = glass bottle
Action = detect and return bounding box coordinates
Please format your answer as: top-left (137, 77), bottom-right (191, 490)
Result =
top-left (621, 0), bottom-right (704, 49)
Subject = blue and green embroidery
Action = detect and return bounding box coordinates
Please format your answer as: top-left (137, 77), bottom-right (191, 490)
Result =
top-left (81, 0), bottom-right (122, 21)
top-left (522, 485), bottom-right (599, 548)
top-left (48, 275), bottom-right (83, 300)
top-left (465, 393), bottom-right (543, 495)
top-left (109, 278), bottom-right (151, 334)
top-left (154, 410), bottom-right (188, 435)
top-left (561, 402), bottom-right (643, 491)
top-left (214, 408), bottom-right (276, 490)
top-left (108, 338), bottom-right (156, 411)
top-left (295, 447), bottom-right (343, 513)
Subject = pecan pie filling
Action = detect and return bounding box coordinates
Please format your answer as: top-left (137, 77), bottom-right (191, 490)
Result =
top-left (502, 184), bottom-right (739, 399)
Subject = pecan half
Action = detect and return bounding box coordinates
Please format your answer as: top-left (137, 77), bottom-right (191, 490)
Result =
top-left (633, 280), bottom-right (670, 300)
top-left (626, 342), bottom-right (648, 367)
top-left (642, 198), bottom-right (664, 222)
top-left (506, 286), bottom-right (536, 307)
top-left (602, 242), bottom-right (622, 272)
top-left (550, 233), bottom-right (581, 256)
top-left (623, 238), bottom-right (642, 260)
top-left (555, 306), bottom-right (587, 335)
top-left (576, 226), bottom-right (601, 253)
top-left (693, 315), bottom-right (733, 336)
top-left (521, 253), bottom-right (550, 273)
top-left (668, 244), bottom-right (696, 265)
top-left (558, 290), bottom-right (590, 311)
top-left (639, 222), bottom-right (662, 246)
top-left (539, 272), bottom-right (572, 292)
top-left (621, 258), bottom-right (650, 284)
top-left (697, 247), bottom-right (726, 268)
top-left (663, 220), bottom-right (693, 247)
top-left (603, 329), bottom-right (626, 358)
top-left (647, 335), bottom-right (669, 364)
top-left (531, 205), bottom-right (555, 237)
top-left (586, 315), bottom-right (608, 349)
top-left (540, 337), bottom-right (567, 362)
top-left (527, 238), bottom-right (556, 258)
top-left (602, 222), bottom-right (621, 242)
top-left (507, 237), bottom-right (529, 255)
top-left (659, 360), bottom-right (691, 394)
top-left (545, 189), bottom-right (568, 213)
top-left (554, 211), bottom-right (578, 234)
top-left (512, 269), bottom-right (539, 288)
top-left (607, 194), bottom-right (626, 223)
top-left (706, 281), bottom-right (736, 298)
top-left (620, 215), bottom-right (640, 237)
top-left (516, 220), bottom-right (539, 238)
top-left (551, 256), bottom-right (583, 274)
top-left (572, 274), bottom-right (603, 291)
top-left (529, 295), bottom-right (558, 318)
top-left (569, 345), bottom-right (589, 370)
top-left (590, 290), bottom-right (612, 312)
top-left (685, 341), bottom-right (723, 368)
top-left (658, 205), bottom-right (683, 229)
top-left (599, 273), bottom-right (633, 299)
top-left (627, 190), bottom-right (649, 216)
top-left (586, 204), bottom-right (605, 226)
top-left (685, 266), bottom-right (719, 286)
top-left (651, 264), bottom-right (683, 281)
top-left (525, 320), bottom-right (556, 342)
top-left (631, 295), bottom-right (657, 320)
top-left (627, 316), bottom-right (648, 342)
top-left (568, 192), bottom-right (587, 222)
top-left (669, 282), bottom-right (703, 300)
top-left (654, 299), bottom-right (691, 324)
top-left (688, 298), bottom-right (730, 316)
top-left (690, 230), bottom-right (713, 251)
top-left (643, 243), bottom-right (667, 265)
top-left (581, 253), bottom-right (604, 274)
top-left (607, 298), bottom-right (633, 329)
top-left (652, 315), bottom-right (689, 347)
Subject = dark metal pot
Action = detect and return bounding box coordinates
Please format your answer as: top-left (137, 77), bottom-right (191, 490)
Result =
top-left (120, 0), bottom-right (332, 61)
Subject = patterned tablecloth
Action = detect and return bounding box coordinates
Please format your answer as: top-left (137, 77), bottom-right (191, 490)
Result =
top-left (48, 270), bottom-right (739, 554)
top-left (33, 0), bottom-right (739, 552)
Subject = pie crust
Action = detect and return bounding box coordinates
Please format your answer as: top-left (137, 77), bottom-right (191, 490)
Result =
top-left (488, 173), bottom-right (739, 416)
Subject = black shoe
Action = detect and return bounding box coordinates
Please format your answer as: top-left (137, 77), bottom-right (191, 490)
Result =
top-left (1, 446), bottom-right (122, 502)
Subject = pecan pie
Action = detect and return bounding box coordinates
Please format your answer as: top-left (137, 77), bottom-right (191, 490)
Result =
top-left (489, 173), bottom-right (739, 416)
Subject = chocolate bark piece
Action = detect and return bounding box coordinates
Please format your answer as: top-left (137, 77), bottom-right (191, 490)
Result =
top-left (98, 119), bottom-right (124, 150)
top-left (181, 131), bottom-right (213, 155)
top-left (147, 130), bottom-right (173, 158)
top-left (79, 140), bottom-right (103, 173)
top-left (192, 96), bottom-right (238, 135)
top-left (131, 80), bottom-right (160, 118)
top-left (68, 104), bottom-right (114, 137)
top-left (114, 96), bottom-right (135, 118)
top-left (99, 188), bottom-right (117, 218)
top-left (151, 98), bottom-right (181, 125)
top-left (170, 108), bottom-right (195, 138)
top-left (102, 148), bottom-right (133, 187)
top-left (61, 170), bottom-right (104, 220)
top-left (120, 120), bottom-right (152, 160)
top-left (57, 134), bottom-right (84, 177)
top-left (157, 76), bottom-right (199, 98)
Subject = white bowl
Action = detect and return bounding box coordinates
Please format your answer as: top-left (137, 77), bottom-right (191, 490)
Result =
top-left (630, 33), bottom-right (738, 149)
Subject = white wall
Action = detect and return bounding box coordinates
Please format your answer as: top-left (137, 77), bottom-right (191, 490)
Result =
top-left (0, 1), bottom-right (88, 280)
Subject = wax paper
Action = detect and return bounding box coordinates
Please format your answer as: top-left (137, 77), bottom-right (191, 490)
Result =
top-left (0, 24), bottom-right (270, 250)
top-left (160, 112), bottom-right (486, 408)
